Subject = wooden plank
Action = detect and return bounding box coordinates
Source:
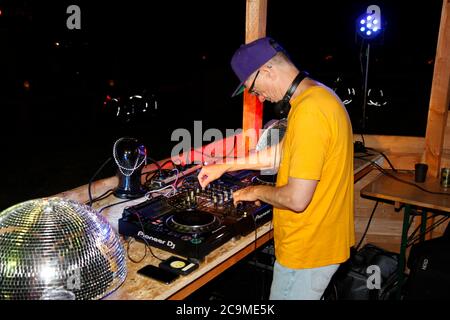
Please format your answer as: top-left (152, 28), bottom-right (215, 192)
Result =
top-left (242, 0), bottom-right (267, 152)
top-left (353, 135), bottom-right (424, 154)
top-left (245, 0), bottom-right (267, 43)
top-left (424, 0), bottom-right (450, 178)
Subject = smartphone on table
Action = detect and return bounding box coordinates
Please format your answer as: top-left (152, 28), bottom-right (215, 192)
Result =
top-left (137, 264), bottom-right (179, 284)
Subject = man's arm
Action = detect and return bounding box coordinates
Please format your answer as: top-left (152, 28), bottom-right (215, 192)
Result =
top-left (233, 177), bottom-right (318, 213)
top-left (197, 140), bottom-right (283, 188)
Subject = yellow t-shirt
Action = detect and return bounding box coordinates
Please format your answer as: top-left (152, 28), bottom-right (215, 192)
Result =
top-left (274, 85), bottom-right (354, 269)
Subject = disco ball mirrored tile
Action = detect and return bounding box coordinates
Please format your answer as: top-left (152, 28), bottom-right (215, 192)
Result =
top-left (0, 197), bottom-right (127, 300)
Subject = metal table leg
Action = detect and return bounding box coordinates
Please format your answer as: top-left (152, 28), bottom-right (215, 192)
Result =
top-left (420, 209), bottom-right (427, 242)
top-left (397, 204), bottom-right (411, 299)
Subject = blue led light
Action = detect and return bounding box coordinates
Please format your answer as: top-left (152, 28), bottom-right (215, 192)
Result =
top-left (357, 8), bottom-right (382, 40)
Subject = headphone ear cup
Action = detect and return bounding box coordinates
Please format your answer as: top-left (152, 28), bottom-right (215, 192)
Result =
top-left (274, 100), bottom-right (291, 119)
top-left (273, 71), bottom-right (310, 119)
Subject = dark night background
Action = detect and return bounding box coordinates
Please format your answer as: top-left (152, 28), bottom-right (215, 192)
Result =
top-left (0, 0), bottom-right (443, 210)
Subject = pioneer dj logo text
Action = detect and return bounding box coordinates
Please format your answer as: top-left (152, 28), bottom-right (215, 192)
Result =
top-left (254, 209), bottom-right (272, 222)
top-left (171, 121), bottom-right (283, 171)
top-left (138, 231), bottom-right (176, 249)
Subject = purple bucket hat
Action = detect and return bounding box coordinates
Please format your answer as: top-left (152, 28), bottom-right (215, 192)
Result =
top-left (230, 37), bottom-right (286, 97)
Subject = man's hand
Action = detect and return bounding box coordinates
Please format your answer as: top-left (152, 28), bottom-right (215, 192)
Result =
top-left (197, 163), bottom-right (230, 189)
top-left (232, 186), bottom-right (261, 207)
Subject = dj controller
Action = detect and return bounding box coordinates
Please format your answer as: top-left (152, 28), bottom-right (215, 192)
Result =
top-left (118, 170), bottom-right (274, 260)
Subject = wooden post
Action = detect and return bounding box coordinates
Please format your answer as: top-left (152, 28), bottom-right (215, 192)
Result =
top-left (423, 0), bottom-right (450, 239)
top-left (424, 0), bottom-right (450, 178)
top-left (242, 0), bottom-right (267, 153)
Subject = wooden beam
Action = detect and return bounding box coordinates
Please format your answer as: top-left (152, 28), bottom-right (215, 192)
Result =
top-left (242, 0), bottom-right (267, 152)
top-left (424, 0), bottom-right (450, 178)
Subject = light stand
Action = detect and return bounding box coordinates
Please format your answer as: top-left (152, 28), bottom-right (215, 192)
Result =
top-left (356, 5), bottom-right (382, 133)
top-left (362, 42), bottom-right (370, 132)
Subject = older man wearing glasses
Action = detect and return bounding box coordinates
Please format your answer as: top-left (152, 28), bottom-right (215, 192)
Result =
top-left (198, 37), bottom-right (354, 300)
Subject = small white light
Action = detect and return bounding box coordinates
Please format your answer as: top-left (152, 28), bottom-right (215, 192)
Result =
top-left (367, 23), bottom-right (372, 28)
top-left (40, 264), bottom-right (56, 283)
top-left (366, 31), bottom-right (372, 36)
top-left (360, 27), bottom-right (366, 32)
top-left (373, 19), bottom-right (378, 24)
top-left (360, 19), bottom-right (366, 24)
top-left (373, 27), bottom-right (379, 32)
top-left (367, 15), bottom-right (372, 21)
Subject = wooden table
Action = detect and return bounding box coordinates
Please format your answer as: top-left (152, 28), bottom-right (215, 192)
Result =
top-left (360, 170), bottom-right (450, 298)
top-left (86, 152), bottom-right (381, 300)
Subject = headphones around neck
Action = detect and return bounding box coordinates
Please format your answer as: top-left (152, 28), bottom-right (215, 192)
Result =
top-left (274, 71), bottom-right (310, 118)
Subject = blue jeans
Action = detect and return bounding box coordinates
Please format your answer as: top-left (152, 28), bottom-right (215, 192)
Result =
top-left (269, 261), bottom-right (339, 300)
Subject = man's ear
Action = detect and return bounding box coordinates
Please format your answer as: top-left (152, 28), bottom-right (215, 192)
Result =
top-left (261, 64), bottom-right (277, 81)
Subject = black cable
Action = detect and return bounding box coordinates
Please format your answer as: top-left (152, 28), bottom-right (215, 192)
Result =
top-left (146, 156), bottom-right (162, 175)
top-left (133, 212), bottom-right (165, 261)
top-left (127, 237), bottom-right (147, 263)
top-left (94, 189), bottom-right (114, 201)
top-left (88, 157), bottom-right (112, 207)
top-left (98, 198), bottom-right (133, 214)
top-left (142, 168), bottom-right (159, 183)
top-left (364, 147), bottom-right (397, 172)
top-left (356, 151), bottom-right (377, 158)
top-left (141, 168), bottom-right (158, 176)
top-left (406, 210), bottom-right (436, 242)
top-left (355, 201), bottom-right (379, 250)
top-left (85, 188), bottom-right (114, 205)
top-left (407, 216), bottom-right (450, 247)
top-left (159, 159), bottom-right (176, 169)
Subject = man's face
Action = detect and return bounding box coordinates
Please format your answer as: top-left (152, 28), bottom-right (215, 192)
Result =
top-left (244, 68), bottom-right (281, 103)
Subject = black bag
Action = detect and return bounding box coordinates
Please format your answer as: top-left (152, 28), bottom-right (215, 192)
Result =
top-left (323, 244), bottom-right (399, 300)
top-left (404, 235), bottom-right (450, 300)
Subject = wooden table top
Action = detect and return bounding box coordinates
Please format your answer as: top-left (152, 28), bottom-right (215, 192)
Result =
top-left (360, 170), bottom-right (450, 212)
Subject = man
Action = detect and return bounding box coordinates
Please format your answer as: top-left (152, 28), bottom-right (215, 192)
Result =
top-left (197, 37), bottom-right (354, 300)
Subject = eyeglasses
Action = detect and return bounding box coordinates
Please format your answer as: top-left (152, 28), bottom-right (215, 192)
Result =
top-left (247, 70), bottom-right (260, 96)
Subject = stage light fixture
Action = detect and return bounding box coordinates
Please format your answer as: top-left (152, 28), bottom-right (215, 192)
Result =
top-left (357, 5), bottom-right (382, 40)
